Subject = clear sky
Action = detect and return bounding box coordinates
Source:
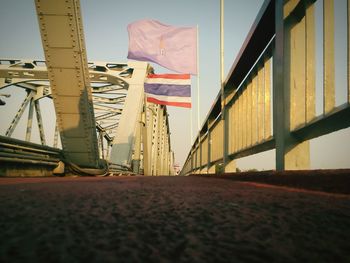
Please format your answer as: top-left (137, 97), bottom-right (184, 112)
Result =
top-left (0, 0), bottom-right (349, 170)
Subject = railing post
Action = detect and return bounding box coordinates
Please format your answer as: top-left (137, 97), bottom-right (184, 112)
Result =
top-left (273, 0), bottom-right (310, 171)
top-left (224, 106), bottom-right (236, 172)
top-left (207, 120), bottom-right (212, 173)
top-left (273, 0), bottom-right (287, 171)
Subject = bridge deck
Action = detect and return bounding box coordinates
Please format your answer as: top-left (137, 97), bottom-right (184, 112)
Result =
top-left (1, 176), bottom-right (350, 262)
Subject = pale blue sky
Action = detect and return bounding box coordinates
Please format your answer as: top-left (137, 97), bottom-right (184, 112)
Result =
top-left (0, 0), bottom-right (349, 170)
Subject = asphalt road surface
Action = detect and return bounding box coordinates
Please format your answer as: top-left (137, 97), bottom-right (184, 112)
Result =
top-left (0, 176), bottom-right (350, 263)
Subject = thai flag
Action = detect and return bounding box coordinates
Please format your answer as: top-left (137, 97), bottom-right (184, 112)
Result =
top-left (144, 74), bottom-right (191, 108)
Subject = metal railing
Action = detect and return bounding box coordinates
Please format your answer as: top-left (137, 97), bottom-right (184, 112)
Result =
top-left (181, 0), bottom-right (350, 175)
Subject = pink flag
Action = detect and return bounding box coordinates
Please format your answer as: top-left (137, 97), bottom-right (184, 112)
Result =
top-left (127, 19), bottom-right (197, 75)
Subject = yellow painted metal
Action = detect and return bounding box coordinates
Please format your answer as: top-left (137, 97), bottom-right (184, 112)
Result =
top-left (264, 58), bottom-right (271, 139)
top-left (225, 159), bottom-right (236, 172)
top-left (283, 0), bottom-right (301, 19)
top-left (196, 144), bottom-right (200, 168)
top-left (200, 166), bottom-right (208, 174)
top-left (251, 75), bottom-right (258, 145)
top-left (306, 4), bottom-right (316, 123)
top-left (227, 106), bottom-right (233, 154)
top-left (257, 66), bottom-right (265, 142)
top-left (324, 0), bottom-right (335, 114)
top-left (290, 15), bottom-right (306, 130)
top-left (235, 100), bottom-right (239, 153)
top-left (237, 90), bottom-right (243, 151)
top-left (246, 81), bottom-right (253, 146)
top-left (242, 87), bottom-right (247, 149)
top-left (285, 141), bottom-right (310, 170)
top-left (208, 164), bottom-right (216, 173)
top-left (201, 135), bottom-right (208, 165)
top-left (231, 102), bottom-right (237, 153)
top-left (230, 103), bottom-right (234, 154)
top-left (192, 152), bottom-right (196, 171)
top-left (282, 1), bottom-right (310, 170)
top-left (225, 103), bottom-right (236, 172)
top-left (211, 119), bottom-right (223, 162)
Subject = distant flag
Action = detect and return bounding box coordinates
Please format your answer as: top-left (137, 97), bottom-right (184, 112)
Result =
top-left (144, 74), bottom-right (191, 108)
top-left (127, 19), bottom-right (197, 75)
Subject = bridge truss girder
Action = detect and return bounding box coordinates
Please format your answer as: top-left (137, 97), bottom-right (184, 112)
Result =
top-left (0, 59), bottom-right (175, 175)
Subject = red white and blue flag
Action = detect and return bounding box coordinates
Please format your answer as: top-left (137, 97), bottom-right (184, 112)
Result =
top-left (144, 74), bottom-right (191, 108)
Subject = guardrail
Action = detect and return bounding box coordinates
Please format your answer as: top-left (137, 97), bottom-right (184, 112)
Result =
top-left (0, 135), bottom-right (63, 176)
top-left (181, 0), bottom-right (350, 175)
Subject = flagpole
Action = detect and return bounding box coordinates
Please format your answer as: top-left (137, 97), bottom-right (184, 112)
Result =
top-left (190, 99), bottom-right (193, 145)
top-left (197, 25), bottom-right (200, 132)
top-left (220, 0), bottom-right (226, 169)
top-left (220, 0), bottom-right (224, 110)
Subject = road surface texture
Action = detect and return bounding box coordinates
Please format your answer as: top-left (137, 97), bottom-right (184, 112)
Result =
top-left (0, 175), bottom-right (350, 263)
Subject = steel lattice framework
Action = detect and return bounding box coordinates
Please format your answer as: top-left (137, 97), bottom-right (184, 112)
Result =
top-left (0, 59), bottom-right (175, 176)
top-left (0, 0), bottom-right (174, 176)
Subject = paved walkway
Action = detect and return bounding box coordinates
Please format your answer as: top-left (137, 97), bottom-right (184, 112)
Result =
top-left (0, 176), bottom-right (350, 262)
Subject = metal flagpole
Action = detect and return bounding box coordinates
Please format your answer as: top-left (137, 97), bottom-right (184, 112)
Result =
top-left (197, 25), bottom-right (200, 131)
top-left (220, 0), bottom-right (224, 110)
top-left (220, 0), bottom-right (227, 170)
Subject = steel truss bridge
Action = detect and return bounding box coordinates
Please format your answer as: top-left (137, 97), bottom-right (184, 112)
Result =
top-left (0, 0), bottom-right (174, 176)
top-left (1, 0), bottom-right (349, 177)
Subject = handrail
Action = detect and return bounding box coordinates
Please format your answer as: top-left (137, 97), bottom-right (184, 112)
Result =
top-left (182, 0), bottom-right (350, 175)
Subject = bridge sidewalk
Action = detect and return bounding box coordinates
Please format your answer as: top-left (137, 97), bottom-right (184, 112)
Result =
top-left (196, 169), bottom-right (350, 195)
top-left (0, 176), bottom-right (350, 262)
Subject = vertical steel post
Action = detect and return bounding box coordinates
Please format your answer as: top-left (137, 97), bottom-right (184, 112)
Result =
top-left (6, 92), bottom-right (34, 137)
top-left (207, 120), bottom-right (212, 173)
top-left (273, 0), bottom-right (287, 171)
top-left (53, 123), bottom-right (59, 148)
top-left (132, 112), bottom-right (142, 174)
top-left (142, 104), bottom-right (150, 175)
top-left (34, 100), bottom-right (47, 145)
top-left (25, 98), bottom-right (34, 142)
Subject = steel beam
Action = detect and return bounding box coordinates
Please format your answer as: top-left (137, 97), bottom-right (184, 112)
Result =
top-left (35, 0), bottom-right (100, 168)
top-left (25, 97), bottom-right (35, 142)
top-left (110, 61), bottom-right (148, 168)
top-left (6, 91), bottom-right (34, 137)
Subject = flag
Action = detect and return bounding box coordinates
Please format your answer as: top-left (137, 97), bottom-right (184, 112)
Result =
top-left (145, 74), bottom-right (191, 108)
top-left (127, 19), bottom-right (197, 75)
